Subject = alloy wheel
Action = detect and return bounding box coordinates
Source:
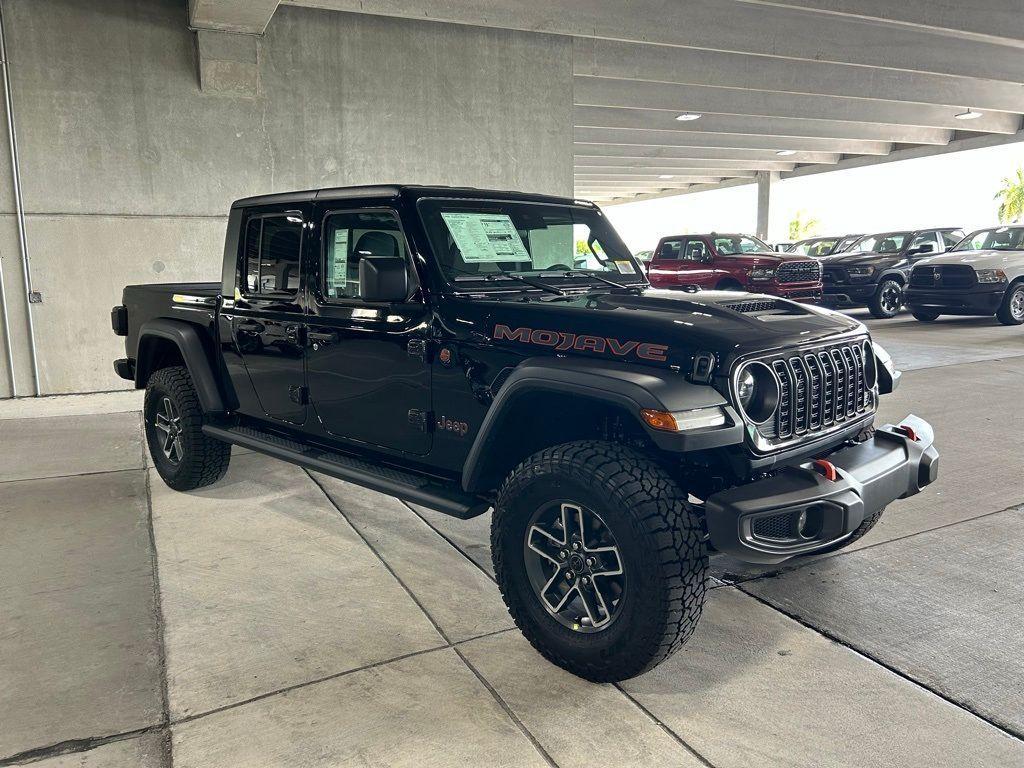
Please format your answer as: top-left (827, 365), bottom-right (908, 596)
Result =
top-left (1011, 288), bottom-right (1024, 321)
top-left (880, 282), bottom-right (902, 314)
top-left (523, 501), bottom-right (625, 632)
top-left (153, 396), bottom-right (184, 465)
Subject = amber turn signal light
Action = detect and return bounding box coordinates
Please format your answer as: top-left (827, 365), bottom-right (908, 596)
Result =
top-left (641, 409), bottom-right (678, 431)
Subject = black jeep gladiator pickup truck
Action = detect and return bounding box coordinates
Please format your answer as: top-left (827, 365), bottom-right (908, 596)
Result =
top-left (112, 185), bottom-right (938, 681)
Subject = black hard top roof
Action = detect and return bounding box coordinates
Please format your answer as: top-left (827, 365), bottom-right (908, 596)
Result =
top-left (232, 184), bottom-right (588, 209)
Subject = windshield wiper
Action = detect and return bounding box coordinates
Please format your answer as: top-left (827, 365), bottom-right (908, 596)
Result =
top-left (557, 269), bottom-right (645, 292)
top-left (491, 272), bottom-right (567, 296)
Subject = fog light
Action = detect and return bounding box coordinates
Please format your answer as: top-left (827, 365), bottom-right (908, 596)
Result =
top-left (796, 506), bottom-right (825, 539)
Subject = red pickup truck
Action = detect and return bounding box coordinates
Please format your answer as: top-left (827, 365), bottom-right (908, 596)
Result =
top-left (647, 233), bottom-right (823, 301)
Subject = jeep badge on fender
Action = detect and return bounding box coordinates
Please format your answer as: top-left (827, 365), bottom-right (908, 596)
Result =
top-left (113, 184), bottom-right (937, 683)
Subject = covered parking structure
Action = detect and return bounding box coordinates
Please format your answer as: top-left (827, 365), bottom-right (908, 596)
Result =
top-left (0, 0), bottom-right (1023, 397)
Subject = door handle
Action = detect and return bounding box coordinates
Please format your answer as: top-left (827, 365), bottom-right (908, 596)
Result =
top-left (308, 330), bottom-right (338, 345)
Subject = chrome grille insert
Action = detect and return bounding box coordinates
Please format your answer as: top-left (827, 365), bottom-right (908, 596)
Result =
top-left (777, 260), bottom-right (822, 284)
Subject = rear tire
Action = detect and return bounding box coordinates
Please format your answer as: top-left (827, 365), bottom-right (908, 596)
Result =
top-left (491, 440), bottom-right (707, 682)
top-left (869, 278), bottom-right (903, 319)
top-left (145, 366), bottom-right (230, 491)
top-left (716, 279), bottom-right (744, 291)
top-left (996, 283), bottom-right (1024, 326)
top-left (911, 309), bottom-right (940, 322)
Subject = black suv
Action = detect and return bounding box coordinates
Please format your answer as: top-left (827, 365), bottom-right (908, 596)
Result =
top-left (111, 185), bottom-right (938, 682)
top-left (821, 228), bottom-right (965, 318)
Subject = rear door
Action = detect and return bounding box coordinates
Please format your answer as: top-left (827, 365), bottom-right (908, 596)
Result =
top-left (648, 237), bottom-right (716, 287)
top-left (304, 206), bottom-right (432, 455)
top-left (228, 207), bottom-right (311, 425)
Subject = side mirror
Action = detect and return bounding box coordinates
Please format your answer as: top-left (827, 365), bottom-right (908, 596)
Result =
top-left (359, 256), bottom-right (408, 302)
top-left (910, 243), bottom-right (936, 256)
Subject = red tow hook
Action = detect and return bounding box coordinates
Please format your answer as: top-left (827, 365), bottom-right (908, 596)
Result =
top-left (812, 459), bottom-right (838, 482)
top-left (894, 424), bottom-right (919, 442)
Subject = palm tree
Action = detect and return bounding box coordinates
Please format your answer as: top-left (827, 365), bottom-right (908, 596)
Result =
top-left (788, 211), bottom-right (819, 241)
top-left (994, 168), bottom-right (1024, 224)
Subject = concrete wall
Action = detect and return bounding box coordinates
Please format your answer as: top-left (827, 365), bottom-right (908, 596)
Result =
top-left (0, 0), bottom-right (573, 396)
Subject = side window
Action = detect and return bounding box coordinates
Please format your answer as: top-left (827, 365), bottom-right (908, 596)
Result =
top-left (682, 239), bottom-right (707, 262)
top-left (323, 210), bottom-right (408, 300)
top-left (942, 230), bottom-right (965, 248)
top-left (656, 239), bottom-right (683, 259)
top-left (242, 215), bottom-right (302, 296)
top-left (908, 231), bottom-right (939, 253)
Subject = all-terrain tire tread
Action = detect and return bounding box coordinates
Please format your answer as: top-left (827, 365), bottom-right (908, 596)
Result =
top-left (146, 366), bottom-right (230, 490)
top-left (491, 440), bottom-right (707, 682)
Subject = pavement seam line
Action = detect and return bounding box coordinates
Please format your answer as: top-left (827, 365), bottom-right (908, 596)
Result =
top-left (736, 584), bottom-right (1024, 744)
top-left (0, 725), bottom-right (168, 767)
top-left (612, 685), bottom-right (718, 768)
top-left (306, 471), bottom-right (561, 768)
top-left (143, 470), bottom-right (174, 768)
top-left (400, 500), bottom-right (497, 582)
top-left (0, 465), bottom-right (143, 485)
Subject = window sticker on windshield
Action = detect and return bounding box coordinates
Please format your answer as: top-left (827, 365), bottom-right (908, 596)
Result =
top-left (328, 228), bottom-right (349, 293)
top-left (614, 260), bottom-right (636, 275)
top-left (441, 212), bottom-right (531, 263)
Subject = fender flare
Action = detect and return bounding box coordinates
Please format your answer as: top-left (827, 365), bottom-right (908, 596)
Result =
top-left (461, 356), bottom-right (743, 492)
top-left (135, 318), bottom-right (225, 414)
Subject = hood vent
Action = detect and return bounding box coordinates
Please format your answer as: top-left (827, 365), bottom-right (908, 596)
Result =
top-left (721, 298), bottom-right (811, 320)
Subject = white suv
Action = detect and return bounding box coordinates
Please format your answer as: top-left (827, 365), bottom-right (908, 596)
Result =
top-left (905, 226), bottom-right (1024, 325)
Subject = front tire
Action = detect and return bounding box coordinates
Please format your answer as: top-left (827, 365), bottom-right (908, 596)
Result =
top-left (491, 441), bottom-right (707, 682)
top-left (996, 283), bottom-right (1024, 326)
top-left (144, 366), bottom-right (230, 491)
top-left (869, 278), bottom-right (903, 319)
top-left (911, 309), bottom-right (940, 322)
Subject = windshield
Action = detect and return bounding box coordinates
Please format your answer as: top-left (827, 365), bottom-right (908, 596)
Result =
top-left (850, 232), bottom-right (911, 254)
top-left (952, 226), bottom-right (1024, 252)
top-left (712, 235), bottom-right (771, 255)
top-left (791, 238), bottom-right (839, 257)
top-left (835, 235), bottom-right (860, 252)
top-left (418, 198), bottom-right (643, 287)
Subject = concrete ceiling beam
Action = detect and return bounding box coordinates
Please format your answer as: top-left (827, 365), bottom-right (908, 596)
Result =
top-left (574, 106), bottom-right (950, 145)
top-left (731, 0), bottom-right (1024, 47)
top-left (286, 0), bottom-right (1024, 82)
top-left (574, 145), bottom-right (842, 164)
top-left (573, 38), bottom-right (1024, 115)
top-left (575, 127), bottom-right (892, 155)
top-left (574, 76), bottom-right (1022, 135)
top-left (574, 158), bottom-right (797, 172)
top-left (189, 0), bottom-right (282, 34)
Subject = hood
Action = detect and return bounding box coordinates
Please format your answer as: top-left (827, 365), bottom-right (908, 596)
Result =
top-left (916, 249), bottom-right (1024, 269)
top-left (441, 287), bottom-right (864, 375)
top-left (718, 251), bottom-right (814, 266)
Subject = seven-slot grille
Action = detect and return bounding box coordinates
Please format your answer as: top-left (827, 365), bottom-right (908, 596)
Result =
top-left (767, 342), bottom-right (872, 441)
top-left (776, 260), bottom-right (822, 284)
top-left (910, 264), bottom-right (976, 289)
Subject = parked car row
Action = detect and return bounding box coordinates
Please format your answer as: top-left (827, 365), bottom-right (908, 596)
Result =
top-left (637, 224), bottom-right (1024, 326)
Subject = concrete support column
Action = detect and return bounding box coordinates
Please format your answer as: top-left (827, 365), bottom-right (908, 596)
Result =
top-left (756, 171), bottom-right (778, 240)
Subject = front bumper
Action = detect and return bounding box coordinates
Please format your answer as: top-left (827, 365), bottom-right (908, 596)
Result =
top-left (759, 282), bottom-right (822, 301)
top-left (822, 282), bottom-right (877, 305)
top-left (705, 414), bottom-right (938, 564)
top-left (904, 285), bottom-right (1004, 315)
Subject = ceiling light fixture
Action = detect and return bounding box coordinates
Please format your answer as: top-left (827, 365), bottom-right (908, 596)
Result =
top-left (675, 113), bottom-right (702, 121)
top-left (776, 150), bottom-right (796, 156)
top-left (955, 108), bottom-right (983, 120)
top-left (658, 174), bottom-right (675, 179)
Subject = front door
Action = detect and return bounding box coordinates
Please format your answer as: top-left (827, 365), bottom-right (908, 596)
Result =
top-left (230, 210), bottom-right (309, 425)
top-left (304, 207), bottom-right (432, 455)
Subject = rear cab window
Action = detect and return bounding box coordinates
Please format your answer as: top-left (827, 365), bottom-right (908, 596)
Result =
top-left (241, 213), bottom-right (303, 297)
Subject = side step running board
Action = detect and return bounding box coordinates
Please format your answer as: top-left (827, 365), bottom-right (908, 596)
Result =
top-left (203, 424), bottom-right (490, 520)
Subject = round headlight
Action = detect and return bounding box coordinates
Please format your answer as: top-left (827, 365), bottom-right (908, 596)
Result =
top-left (734, 362), bottom-right (780, 424)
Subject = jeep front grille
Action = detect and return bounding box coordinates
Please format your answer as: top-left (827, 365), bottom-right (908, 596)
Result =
top-left (767, 341), bottom-right (873, 442)
top-left (776, 260), bottom-right (822, 284)
top-left (910, 265), bottom-right (976, 289)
